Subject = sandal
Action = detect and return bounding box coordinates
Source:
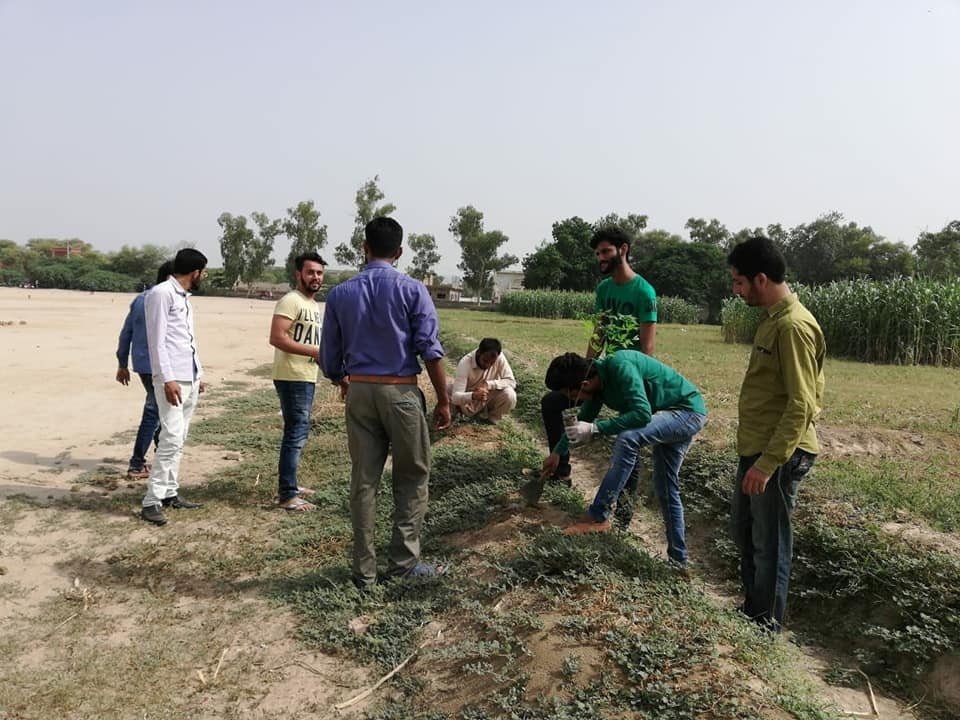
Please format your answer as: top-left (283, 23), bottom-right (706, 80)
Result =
top-left (280, 496), bottom-right (316, 513)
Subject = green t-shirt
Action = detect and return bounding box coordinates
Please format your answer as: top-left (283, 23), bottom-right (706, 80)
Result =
top-left (271, 290), bottom-right (321, 382)
top-left (553, 350), bottom-right (706, 455)
top-left (594, 275), bottom-right (657, 352)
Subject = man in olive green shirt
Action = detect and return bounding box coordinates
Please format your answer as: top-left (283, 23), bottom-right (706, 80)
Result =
top-left (539, 351), bottom-right (707, 567)
top-left (728, 237), bottom-right (825, 632)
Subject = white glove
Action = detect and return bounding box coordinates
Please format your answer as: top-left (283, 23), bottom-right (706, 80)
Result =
top-left (565, 421), bottom-right (598, 446)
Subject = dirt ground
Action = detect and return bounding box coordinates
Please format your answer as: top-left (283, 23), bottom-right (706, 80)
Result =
top-left (0, 287), bottom-right (280, 495)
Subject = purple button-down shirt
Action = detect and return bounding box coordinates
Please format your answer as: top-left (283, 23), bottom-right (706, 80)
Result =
top-left (320, 260), bottom-right (444, 381)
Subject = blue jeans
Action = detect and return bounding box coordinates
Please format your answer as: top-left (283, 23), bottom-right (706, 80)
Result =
top-left (128, 373), bottom-right (161, 472)
top-left (588, 410), bottom-right (707, 564)
top-left (730, 449), bottom-right (815, 632)
top-left (274, 380), bottom-right (316, 503)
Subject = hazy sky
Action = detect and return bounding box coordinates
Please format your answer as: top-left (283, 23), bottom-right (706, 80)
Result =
top-left (2, 1), bottom-right (958, 277)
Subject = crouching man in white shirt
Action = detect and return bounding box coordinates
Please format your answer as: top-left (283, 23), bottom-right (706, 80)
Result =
top-left (448, 337), bottom-right (517, 424)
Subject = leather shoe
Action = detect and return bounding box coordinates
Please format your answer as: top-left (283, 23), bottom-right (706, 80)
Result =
top-left (162, 495), bottom-right (202, 509)
top-left (141, 504), bottom-right (167, 526)
top-left (562, 516), bottom-right (612, 536)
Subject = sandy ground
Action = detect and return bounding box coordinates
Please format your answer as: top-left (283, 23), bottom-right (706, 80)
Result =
top-left (0, 287), bottom-right (283, 497)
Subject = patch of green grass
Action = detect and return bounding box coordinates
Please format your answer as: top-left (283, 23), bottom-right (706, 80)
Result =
top-left (814, 454), bottom-right (960, 532)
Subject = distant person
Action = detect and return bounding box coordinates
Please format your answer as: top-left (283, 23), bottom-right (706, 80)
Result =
top-left (448, 337), bottom-right (517, 423)
top-left (269, 252), bottom-right (326, 513)
top-left (140, 248), bottom-right (209, 526)
top-left (540, 351), bottom-right (706, 569)
top-left (728, 237), bottom-right (825, 632)
top-left (114, 260), bottom-right (174, 479)
top-left (321, 216), bottom-right (451, 589)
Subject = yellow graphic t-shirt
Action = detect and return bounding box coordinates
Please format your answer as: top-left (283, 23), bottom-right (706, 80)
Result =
top-left (271, 291), bottom-right (321, 382)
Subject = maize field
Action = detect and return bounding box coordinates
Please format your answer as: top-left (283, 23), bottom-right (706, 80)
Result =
top-left (720, 277), bottom-right (960, 366)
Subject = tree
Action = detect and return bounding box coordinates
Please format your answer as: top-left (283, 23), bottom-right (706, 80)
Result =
top-left (632, 229), bottom-right (684, 275)
top-left (282, 200), bottom-right (328, 285)
top-left (685, 218), bottom-right (731, 248)
top-left (782, 212), bottom-right (886, 285)
top-left (522, 216), bottom-right (596, 291)
top-left (218, 212), bottom-right (255, 289)
top-left (915, 221), bottom-right (960, 280)
top-left (109, 244), bottom-right (169, 287)
top-left (407, 233), bottom-right (441, 282)
top-left (643, 241), bottom-right (729, 322)
top-left (522, 243), bottom-right (565, 290)
top-left (247, 212), bottom-right (280, 290)
top-left (449, 206), bottom-right (518, 302)
top-left (335, 175), bottom-right (396, 269)
top-left (594, 212), bottom-right (649, 237)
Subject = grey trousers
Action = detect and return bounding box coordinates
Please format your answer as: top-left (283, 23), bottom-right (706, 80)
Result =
top-left (345, 382), bottom-right (430, 585)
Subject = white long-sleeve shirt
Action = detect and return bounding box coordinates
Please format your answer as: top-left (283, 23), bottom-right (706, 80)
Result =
top-left (145, 277), bottom-right (203, 384)
top-left (451, 350), bottom-right (516, 406)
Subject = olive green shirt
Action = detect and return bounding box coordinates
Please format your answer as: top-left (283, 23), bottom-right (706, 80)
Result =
top-left (737, 293), bottom-right (825, 476)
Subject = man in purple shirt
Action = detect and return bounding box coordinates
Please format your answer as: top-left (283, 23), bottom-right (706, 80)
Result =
top-left (321, 216), bottom-right (451, 589)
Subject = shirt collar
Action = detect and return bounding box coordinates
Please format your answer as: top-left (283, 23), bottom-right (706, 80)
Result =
top-left (167, 276), bottom-right (188, 297)
top-left (364, 259), bottom-right (397, 271)
top-left (766, 292), bottom-right (798, 318)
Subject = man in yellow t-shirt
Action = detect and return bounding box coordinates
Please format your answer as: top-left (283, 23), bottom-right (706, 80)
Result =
top-left (269, 252), bottom-right (325, 512)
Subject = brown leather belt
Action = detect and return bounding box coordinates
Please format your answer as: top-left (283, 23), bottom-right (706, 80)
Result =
top-left (349, 374), bottom-right (418, 385)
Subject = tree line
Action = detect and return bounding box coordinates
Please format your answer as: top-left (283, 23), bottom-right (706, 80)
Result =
top-left (522, 214), bottom-right (960, 322)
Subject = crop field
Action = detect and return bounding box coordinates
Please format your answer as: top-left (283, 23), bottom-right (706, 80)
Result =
top-left (1, 306), bottom-right (958, 719)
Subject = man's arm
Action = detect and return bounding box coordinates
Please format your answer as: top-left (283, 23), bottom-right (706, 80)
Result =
top-left (144, 289), bottom-right (172, 384)
top-left (754, 324), bottom-right (820, 477)
top-left (594, 363), bottom-right (652, 437)
top-left (425, 358), bottom-right (451, 430)
top-left (269, 315), bottom-right (319, 360)
top-left (450, 355), bottom-right (473, 406)
top-left (489, 354), bottom-right (517, 391)
top-left (638, 322), bottom-right (656, 356)
top-left (319, 299), bottom-right (343, 381)
top-left (116, 302), bottom-right (135, 369)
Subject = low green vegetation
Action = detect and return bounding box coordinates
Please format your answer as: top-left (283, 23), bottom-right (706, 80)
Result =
top-left (499, 289), bottom-right (700, 324)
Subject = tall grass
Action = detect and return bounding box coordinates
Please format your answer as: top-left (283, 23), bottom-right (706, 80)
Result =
top-left (499, 289), bottom-right (701, 324)
top-left (720, 277), bottom-right (960, 366)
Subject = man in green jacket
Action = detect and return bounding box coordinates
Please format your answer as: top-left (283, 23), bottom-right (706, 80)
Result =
top-left (540, 351), bottom-right (707, 568)
top-left (728, 237), bottom-right (825, 632)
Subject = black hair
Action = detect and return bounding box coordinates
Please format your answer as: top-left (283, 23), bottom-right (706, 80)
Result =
top-left (727, 237), bottom-right (786, 283)
top-left (477, 337), bottom-right (502, 356)
top-left (544, 352), bottom-right (590, 392)
top-left (173, 248), bottom-right (208, 275)
top-left (155, 260), bottom-right (175, 285)
top-left (365, 216), bottom-right (403, 258)
top-left (590, 225), bottom-right (633, 256)
top-left (295, 252), bottom-right (327, 271)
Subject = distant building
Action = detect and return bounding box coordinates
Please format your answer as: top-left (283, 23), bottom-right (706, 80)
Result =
top-left (492, 270), bottom-right (524, 301)
top-left (49, 245), bottom-right (82, 258)
top-left (426, 284), bottom-right (461, 302)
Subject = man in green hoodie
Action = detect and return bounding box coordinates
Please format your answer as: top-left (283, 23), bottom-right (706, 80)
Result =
top-left (540, 351), bottom-right (707, 568)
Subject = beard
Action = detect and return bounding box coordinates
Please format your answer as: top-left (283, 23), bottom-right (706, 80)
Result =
top-left (298, 278), bottom-right (322, 296)
top-left (599, 253), bottom-right (623, 276)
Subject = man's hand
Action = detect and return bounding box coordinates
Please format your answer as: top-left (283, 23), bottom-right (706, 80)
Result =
top-left (564, 421), bottom-right (597, 446)
top-left (338, 377), bottom-right (350, 401)
top-left (540, 452), bottom-right (560, 480)
top-left (471, 381), bottom-right (489, 402)
top-left (163, 381), bottom-right (183, 407)
top-left (199, 382), bottom-right (208, 394)
top-left (433, 402), bottom-right (452, 431)
top-left (741, 465), bottom-right (771, 496)
top-left (116, 368), bottom-right (131, 386)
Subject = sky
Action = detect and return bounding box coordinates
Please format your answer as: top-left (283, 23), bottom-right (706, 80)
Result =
top-left (1, 1), bottom-right (959, 277)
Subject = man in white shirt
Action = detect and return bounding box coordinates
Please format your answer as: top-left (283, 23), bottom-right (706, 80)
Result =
top-left (140, 248), bottom-right (208, 526)
top-left (448, 338), bottom-right (517, 423)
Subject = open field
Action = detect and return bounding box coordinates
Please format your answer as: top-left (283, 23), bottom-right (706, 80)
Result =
top-left (0, 290), bottom-right (958, 718)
